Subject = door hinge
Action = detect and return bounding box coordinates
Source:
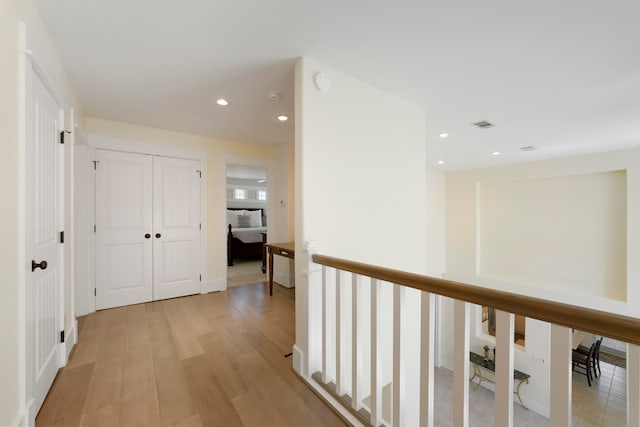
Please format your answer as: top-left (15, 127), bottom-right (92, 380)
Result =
top-left (199, 223), bottom-right (202, 230)
top-left (60, 231), bottom-right (64, 244)
top-left (199, 274), bottom-right (202, 282)
top-left (60, 330), bottom-right (65, 343)
top-left (196, 170), bottom-right (202, 178)
top-left (60, 130), bottom-right (71, 144)
top-left (94, 288), bottom-right (96, 296)
top-left (93, 224), bottom-right (96, 233)
top-left (92, 160), bottom-right (99, 170)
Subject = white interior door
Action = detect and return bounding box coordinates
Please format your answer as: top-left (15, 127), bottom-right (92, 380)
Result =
top-left (26, 72), bottom-right (64, 415)
top-left (95, 150), bottom-right (153, 310)
top-left (152, 156), bottom-right (201, 300)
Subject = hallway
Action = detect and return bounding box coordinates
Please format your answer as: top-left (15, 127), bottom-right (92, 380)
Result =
top-left (35, 283), bottom-right (346, 426)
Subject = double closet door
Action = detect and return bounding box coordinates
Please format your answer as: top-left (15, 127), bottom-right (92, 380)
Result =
top-left (96, 149), bottom-right (201, 310)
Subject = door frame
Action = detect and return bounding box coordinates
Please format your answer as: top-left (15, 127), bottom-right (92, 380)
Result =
top-left (18, 22), bottom-right (68, 425)
top-left (77, 135), bottom-right (208, 314)
top-left (220, 155), bottom-right (277, 291)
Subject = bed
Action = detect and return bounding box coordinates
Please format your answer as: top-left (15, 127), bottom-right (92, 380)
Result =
top-left (227, 208), bottom-right (267, 272)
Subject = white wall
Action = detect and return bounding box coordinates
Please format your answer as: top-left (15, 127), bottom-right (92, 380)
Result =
top-left (83, 118), bottom-right (294, 303)
top-left (442, 148), bottom-right (640, 415)
top-left (294, 57), bottom-right (429, 426)
top-left (1, 0), bottom-right (82, 424)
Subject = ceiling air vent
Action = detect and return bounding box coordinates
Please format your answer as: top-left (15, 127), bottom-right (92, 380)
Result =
top-left (472, 120), bottom-right (495, 129)
top-left (520, 145), bottom-right (537, 151)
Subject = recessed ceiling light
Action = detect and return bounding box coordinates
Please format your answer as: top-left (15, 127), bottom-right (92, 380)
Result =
top-left (492, 151), bottom-right (501, 156)
top-left (277, 115), bottom-right (289, 122)
top-left (437, 160), bottom-right (445, 165)
top-left (438, 132), bottom-right (449, 138)
top-left (258, 179), bottom-right (266, 183)
top-left (216, 99), bottom-right (229, 106)
top-left (520, 145), bottom-right (537, 151)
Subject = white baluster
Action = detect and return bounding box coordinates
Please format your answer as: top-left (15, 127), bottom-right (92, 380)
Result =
top-left (420, 292), bottom-right (435, 427)
top-left (371, 278), bottom-right (382, 426)
top-left (352, 273), bottom-right (363, 411)
top-left (322, 266), bottom-right (328, 383)
top-left (495, 310), bottom-right (514, 427)
top-left (336, 269), bottom-right (344, 395)
top-left (549, 324), bottom-right (571, 427)
top-left (628, 343), bottom-right (640, 426)
top-left (453, 300), bottom-right (470, 427)
top-left (393, 284), bottom-right (405, 426)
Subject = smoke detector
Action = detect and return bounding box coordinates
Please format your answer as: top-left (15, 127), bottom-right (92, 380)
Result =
top-left (267, 91), bottom-right (281, 102)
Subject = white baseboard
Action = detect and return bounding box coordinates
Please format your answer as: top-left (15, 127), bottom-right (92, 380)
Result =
top-left (65, 319), bottom-right (78, 360)
top-left (202, 278), bottom-right (226, 293)
top-left (292, 344), bottom-right (304, 376)
top-left (299, 375), bottom-right (366, 427)
top-left (14, 398), bottom-right (35, 427)
top-left (274, 271), bottom-right (294, 288)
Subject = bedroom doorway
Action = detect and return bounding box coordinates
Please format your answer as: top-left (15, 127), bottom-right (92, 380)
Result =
top-left (226, 164), bottom-right (268, 288)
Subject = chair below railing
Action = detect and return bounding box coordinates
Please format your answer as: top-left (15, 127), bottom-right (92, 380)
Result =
top-left (291, 242), bottom-right (640, 427)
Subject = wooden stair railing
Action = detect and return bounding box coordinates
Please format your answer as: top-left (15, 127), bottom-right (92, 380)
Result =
top-left (298, 252), bottom-right (640, 427)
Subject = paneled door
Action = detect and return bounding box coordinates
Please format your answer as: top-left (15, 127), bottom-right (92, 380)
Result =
top-left (152, 156), bottom-right (201, 300)
top-left (95, 150), bottom-right (153, 310)
top-left (26, 71), bottom-right (64, 415)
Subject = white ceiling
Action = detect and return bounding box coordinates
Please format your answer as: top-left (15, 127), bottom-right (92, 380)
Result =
top-left (226, 165), bottom-right (267, 181)
top-left (35, 0), bottom-right (640, 170)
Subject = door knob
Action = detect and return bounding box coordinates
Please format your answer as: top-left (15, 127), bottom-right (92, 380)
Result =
top-left (32, 260), bottom-right (48, 272)
top-left (145, 233), bottom-right (151, 239)
top-left (155, 233), bottom-right (161, 238)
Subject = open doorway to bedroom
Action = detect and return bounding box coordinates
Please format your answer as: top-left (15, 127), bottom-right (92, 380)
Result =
top-left (226, 164), bottom-right (268, 287)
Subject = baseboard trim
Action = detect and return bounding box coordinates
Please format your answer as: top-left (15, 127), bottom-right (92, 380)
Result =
top-left (13, 398), bottom-right (35, 427)
top-left (65, 319), bottom-right (78, 360)
top-left (203, 278), bottom-right (226, 293)
top-left (274, 271), bottom-right (294, 288)
top-left (295, 373), bottom-right (366, 427)
top-left (292, 345), bottom-right (304, 376)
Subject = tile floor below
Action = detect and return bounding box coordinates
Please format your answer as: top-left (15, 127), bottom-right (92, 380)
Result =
top-left (431, 361), bottom-right (626, 426)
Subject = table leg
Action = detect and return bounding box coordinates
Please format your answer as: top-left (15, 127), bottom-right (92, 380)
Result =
top-left (515, 379), bottom-right (529, 410)
top-left (268, 248), bottom-right (274, 296)
top-left (470, 364), bottom-right (483, 391)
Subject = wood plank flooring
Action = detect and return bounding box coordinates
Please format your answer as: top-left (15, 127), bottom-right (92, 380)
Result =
top-left (36, 283), bottom-right (347, 427)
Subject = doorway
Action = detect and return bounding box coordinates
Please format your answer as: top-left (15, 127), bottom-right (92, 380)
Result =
top-left (226, 164), bottom-right (268, 287)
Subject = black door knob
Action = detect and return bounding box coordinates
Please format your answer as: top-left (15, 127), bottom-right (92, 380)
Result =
top-left (32, 260), bottom-right (48, 272)
top-left (155, 233), bottom-right (161, 238)
top-left (145, 233), bottom-right (151, 239)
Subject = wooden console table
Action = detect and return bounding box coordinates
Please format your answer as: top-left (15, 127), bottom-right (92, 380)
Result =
top-left (265, 242), bottom-right (295, 296)
top-left (469, 351), bottom-right (530, 409)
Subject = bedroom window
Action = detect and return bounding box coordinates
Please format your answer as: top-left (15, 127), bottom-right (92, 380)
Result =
top-left (257, 190), bottom-right (267, 201)
top-left (233, 188), bottom-right (247, 200)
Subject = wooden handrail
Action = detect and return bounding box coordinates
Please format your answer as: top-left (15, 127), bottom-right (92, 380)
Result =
top-left (312, 254), bottom-right (640, 345)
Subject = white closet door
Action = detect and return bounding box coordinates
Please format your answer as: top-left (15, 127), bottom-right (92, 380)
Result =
top-left (95, 150), bottom-right (153, 310)
top-left (27, 72), bottom-right (64, 415)
top-left (152, 156), bottom-right (201, 300)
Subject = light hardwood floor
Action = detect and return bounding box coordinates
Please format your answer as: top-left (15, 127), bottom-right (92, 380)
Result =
top-left (36, 282), bottom-right (347, 427)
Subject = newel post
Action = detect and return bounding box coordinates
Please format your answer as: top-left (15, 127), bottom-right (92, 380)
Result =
top-left (293, 241), bottom-right (323, 378)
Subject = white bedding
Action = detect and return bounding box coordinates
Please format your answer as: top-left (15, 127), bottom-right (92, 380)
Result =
top-left (231, 226), bottom-right (267, 243)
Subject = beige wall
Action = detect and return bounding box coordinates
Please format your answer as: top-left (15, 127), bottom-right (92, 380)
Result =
top-left (86, 118), bottom-right (293, 289)
top-left (1, 0), bottom-right (82, 424)
top-left (441, 148), bottom-right (640, 414)
top-left (295, 57), bottom-right (431, 426)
